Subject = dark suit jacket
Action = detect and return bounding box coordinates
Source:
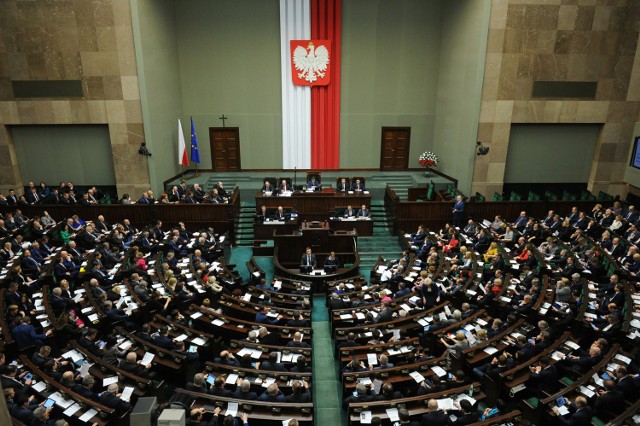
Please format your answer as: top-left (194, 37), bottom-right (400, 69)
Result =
top-left (593, 390), bottom-right (626, 420)
top-left (421, 410), bottom-right (449, 426)
top-left (558, 406), bottom-right (593, 426)
top-left (300, 253), bottom-right (316, 268)
top-left (100, 392), bottom-right (132, 412)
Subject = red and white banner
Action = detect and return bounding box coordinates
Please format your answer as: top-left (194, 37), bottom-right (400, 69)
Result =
top-left (290, 40), bottom-right (331, 86)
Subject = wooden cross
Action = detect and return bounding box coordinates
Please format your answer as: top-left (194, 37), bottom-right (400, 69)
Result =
top-left (219, 114), bottom-right (228, 127)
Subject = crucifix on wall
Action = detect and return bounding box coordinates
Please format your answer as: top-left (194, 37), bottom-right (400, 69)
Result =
top-left (219, 114), bottom-right (228, 128)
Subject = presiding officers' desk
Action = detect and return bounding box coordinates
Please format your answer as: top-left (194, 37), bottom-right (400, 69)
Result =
top-left (255, 188), bottom-right (371, 222)
top-left (254, 218), bottom-right (299, 239)
top-left (273, 222), bottom-right (360, 293)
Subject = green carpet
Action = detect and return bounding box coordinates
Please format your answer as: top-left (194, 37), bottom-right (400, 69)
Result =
top-left (312, 295), bottom-right (346, 425)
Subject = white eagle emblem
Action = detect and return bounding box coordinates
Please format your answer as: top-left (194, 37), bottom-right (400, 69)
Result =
top-left (293, 42), bottom-right (329, 83)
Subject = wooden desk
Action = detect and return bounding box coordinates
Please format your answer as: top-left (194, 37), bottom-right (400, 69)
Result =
top-left (254, 219), bottom-right (299, 239)
top-left (256, 189), bottom-right (371, 222)
top-left (329, 218), bottom-right (373, 236)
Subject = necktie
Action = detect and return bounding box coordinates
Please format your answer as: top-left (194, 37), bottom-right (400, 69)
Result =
top-left (34, 194), bottom-right (38, 201)
top-left (307, 256), bottom-right (310, 265)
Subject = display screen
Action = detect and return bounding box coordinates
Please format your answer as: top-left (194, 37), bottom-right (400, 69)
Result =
top-left (630, 137), bottom-right (640, 169)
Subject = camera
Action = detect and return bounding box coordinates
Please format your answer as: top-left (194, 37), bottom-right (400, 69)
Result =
top-left (139, 142), bottom-right (152, 157)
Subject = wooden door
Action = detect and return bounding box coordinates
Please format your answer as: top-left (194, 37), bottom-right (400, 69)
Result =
top-left (380, 127), bottom-right (410, 170)
top-left (209, 127), bottom-right (241, 172)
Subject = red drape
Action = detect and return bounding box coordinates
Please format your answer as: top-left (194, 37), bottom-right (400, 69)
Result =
top-left (311, 0), bottom-right (341, 169)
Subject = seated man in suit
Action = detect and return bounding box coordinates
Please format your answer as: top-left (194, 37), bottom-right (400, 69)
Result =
top-left (300, 247), bottom-right (316, 272)
top-left (278, 179), bottom-right (292, 194)
top-left (261, 180), bottom-right (275, 194)
top-left (351, 178), bottom-right (365, 192)
top-left (307, 176), bottom-right (320, 191)
top-left (358, 204), bottom-right (370, 218)
top-left (344, 205), bottom-right (357, 218)
top-left (273, 206), bottom-right (288, 221)
top-left (337, 178), bottom-right (349, 192)
top-left (256, 205), bottom-right (270, 223)
top-left (552, 395), bottom-right (592, 425)
top-left (100, 382), bottom-right (132, 414)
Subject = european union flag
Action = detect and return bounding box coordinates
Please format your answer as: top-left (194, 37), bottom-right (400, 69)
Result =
top-left (190, 116), bottom-right (200, 164)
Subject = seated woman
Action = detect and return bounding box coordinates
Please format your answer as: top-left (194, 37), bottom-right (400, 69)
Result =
top-left (483, 242), bottom-right (499, 263)
top-left (70, 214), bottom-right (85, 229)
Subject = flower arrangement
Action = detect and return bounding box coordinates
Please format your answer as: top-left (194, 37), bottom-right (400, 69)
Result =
top-left (419, 151), bottom-right (439, 168)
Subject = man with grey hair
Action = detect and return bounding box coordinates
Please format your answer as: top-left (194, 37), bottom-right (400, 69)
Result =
top-left (233, 379), bottom-right (258, 400)
top-left (99, 382), bottom-right (132, 413)
top-left (343, 382), bottom-right (372, 407)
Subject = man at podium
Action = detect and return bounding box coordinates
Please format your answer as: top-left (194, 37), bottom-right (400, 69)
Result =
top-left (300, 247), bottom-right (316, 273)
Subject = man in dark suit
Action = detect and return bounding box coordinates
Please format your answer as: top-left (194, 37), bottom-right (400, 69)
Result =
top-left (259, 352), bottom-right (287, 372)
top-left (374, 302), bottom-right (394, 323)
top-left (12, 316), bottom-right (52, 350)
top-left (593, 379), bottom-right (626, 421)
top-left (255, 306), bottom-right (283, 325)
top-left (233, 379), bottom-right (258, 400)
top-left (6, 189), bottom-right (18, 205)
top-left (421, 399), bottom-right (449, 426)
top-left (614, 366), bottom-right (638, 400)
top-left (274, 206), bottom-right (287, 221)
top-left (286, 331), bottom-right (310, 348)
top-left (337, 178), bottom-right (349, 192)
top-left (452, 195), bottom-right (465, 228)
top-left (553, 396), bottom-right (592, 426)
top-left (528, 358), bottom-right (558, 394)
top-left (624, 205), bottom-right (639, 223)
top-left (351, 179), bottom-right (365, 192)
top-left (513, 211), bottom-right (528, 231)
top-left (119, 352), bottom-right (153, 378)
top-left (448, 399), bottom-right (478, 424)
top-left (256, 205), bottom-right (270, 223)
top-left (344, 205), bottom-right (356, 217)
top-left (358, 204), bottom-right (369, 217)
top-left (278, 179), bottom-right (291, 193)
top-left (100, 383), bottom-right (132, 413)
top-left (152, 327), bottom-right (175, 350)
top-left (300, 247), bottom-right (316, 271)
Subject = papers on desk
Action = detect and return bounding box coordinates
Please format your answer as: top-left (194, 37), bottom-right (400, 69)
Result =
top-left (120, 386), bottom-right (134, 402)
top-left (438, 397), bottom-right (455, 410)
top-left (62, 349), bottom-right (83, 363)
top-left (386, 408), bottom-right (400, 422)
top-left (340, 314), bottom-right (353, 320)
top-left (261, 377), bottom-right (276, 388)
top-left (140, 352), bottom-right (155, 366)
top-left (49, 392), bottom-right (74, 409)
top-left (63, 403), bottom-right (82, 416)
top-left (455, 393), bottom-right (477, 406)
top-left (191, 337), bottom-right (206, 346)
top-left (238, 347), bottom-right (263, 359)
top-left (556, 405), bottom-right (570, 416)
top-left (431, 366), bottom-right (447, 377)
top-left (359, 411), bottom-right (372, 424)
top-left (226, 373), bottom-right (239, 385)
top-left (579, 385), bottom-right (595, 398)
top-left (483, 346), bottom-right (499, 355)
top-left (79, 409), bottom-right (98, 422)
top-left (87, 313), bottom-right (99, 322)
top-left (32, 381), bottom-right (47, 392)
top-left (367, 353), bottom-right (378, 365)
top-left (355, 312), bottom-right (365, 320)
top-left (212, 319), bottom-right (225, 326)
top-left (551, 351), bottom-right (565, 361)
top-left (592, 373), bottom-right (604, 387)
top-left (357, 377), bottom-right (372, 386)
top-left (409, 371), bottom-right (425, 383)
top-left (103, 376), bottom-right (118, 387)
top-left (417, 317), bottom-right (430, 327)
top-left (564, 341), bottom-right (580, 351)
top-left (119, 340), bottom-right (132, 351)
top-left (79, 361), bottom-right (92, 378)
top-left (281, 353), bottom-right (294, 363)
top-left (615, 353), bottom-right (632, 364)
